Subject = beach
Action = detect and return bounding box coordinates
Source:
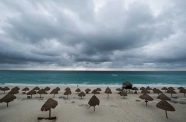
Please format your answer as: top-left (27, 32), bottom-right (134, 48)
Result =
top-left (0, 85), bottom-right (186, 122)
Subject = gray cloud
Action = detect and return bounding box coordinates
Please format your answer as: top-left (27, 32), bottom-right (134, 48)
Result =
top-left (0, 0), bottom-right (186, 70)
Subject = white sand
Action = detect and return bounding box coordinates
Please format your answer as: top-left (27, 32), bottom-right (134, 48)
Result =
top-left (0, 86), bottom-right (186, 122)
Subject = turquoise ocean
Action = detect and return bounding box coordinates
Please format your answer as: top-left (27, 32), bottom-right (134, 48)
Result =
top-left (0, 70), bottom-right (186, 87)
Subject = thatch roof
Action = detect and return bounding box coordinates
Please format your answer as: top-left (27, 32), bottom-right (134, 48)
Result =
top-left (75, 88), bottom-right (81, 93)
top-left (92, 89), bottom-right (100, 94)
top-left (0, 94), bottom-right (16, 107)
top-left (105, 87), bottom-right (112, 94)
top-left (38, 89), bottom-right (48, 94)
top-left (50, 89), bottom-right (59, 94)
top-left (168, 87), bottom-right (175, 91)
top-left (141, 89), bottom-right (150, 94)
top-left (96, 88), bottom-right (102, 91)
top-left (156, 100), bottom-right (175, 111)
top-left (11, 86), bottom-right (20, 91)
top-left (88, 95), bottom-right (100, 107)
top-left (41, 98), bottom-right (58, 111)
top-left (139, 94), bottom-right (153, 101)
top-left (0, 94), bottom-right (16, 103)
top-left (157, 93), bottom-right (171, 101)
top-left (85, 88), bottom-right (91, 94)
top-left (122, 81), bottom-right (133, 89)
top-left (132, 87), bottom-right (138, 90)
top-left (140, 87), bottom-right (145, 90)
top-left (22, 87), bottom-right (29, 91)
top-left (153, 88), bottom-right (162, 94)
top-left (161, 87), bottom-right (168, 90)
top-left (64, 90), bottom-right (72, 95)
top-left (2, 87), bottom-right (10, 91)
top-left (146, 86), bottom-right (152, 90)
top-left (33, 87), bottom-right (40, 91)
top-left (44, 87), bottom-right (50, 91)
top-left (167, 89), bottom-right (176, 94)
top-left (8, 88), bottom-right (19, 94)
top-left (65, 87), bottom-right (71, 91)
top-left (119, 90), bottom-right (127, 96)
top-left (27, 90), bottom-right (36, 95)
top-left (78, 91), bottom-right (86, 98)
top-left (55, 87), bottom-right (60, 91)
top-left (116, 88), bottom-right (122, 92)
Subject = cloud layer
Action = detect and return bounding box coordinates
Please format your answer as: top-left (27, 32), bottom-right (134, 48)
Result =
top-left (0, 0), bottom-right (186, 70)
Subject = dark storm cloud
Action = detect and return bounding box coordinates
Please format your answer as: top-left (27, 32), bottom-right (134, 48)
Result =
top-left (0, 0), bottom-right (186, 70)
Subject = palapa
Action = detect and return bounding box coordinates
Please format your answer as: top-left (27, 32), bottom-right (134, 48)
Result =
top-left (78, 91), bottom-right (86, 99)
top-left (156, 100), bottom-right (175, 119)
top-left (50, 88), bottom-right (59, 97)
top-left (1, 87), bottom-right (10, 94)
top-left (40, 98), bottom-right (58, 120)
top-left (75, 88), bottom-right (81, 93)
top-left (105, 87), bottom-right (112, 98)
top-left (27, 90), bottom-right (36, 98)
top-left (85, 88), bottom-right (91, 94)
top-left (64, 89), bottom-right (72, 99)
top-left (38, 89), bottom-right (48, 98)
top-left (157, 93), bottom-right (171, 101)
top-left (139, 93), bottom-right (153, 107)
top-left (0, 94), bottom-right (16, 107)
top-left (88, 95), bottom-right (100, 111)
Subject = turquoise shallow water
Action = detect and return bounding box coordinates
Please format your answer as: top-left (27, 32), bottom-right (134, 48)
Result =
top-left (0, 70), bottom-right (186, 86)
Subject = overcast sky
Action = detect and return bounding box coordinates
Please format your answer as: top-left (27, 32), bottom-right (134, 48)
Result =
top-left (0, 0), bottom-right (186, 70)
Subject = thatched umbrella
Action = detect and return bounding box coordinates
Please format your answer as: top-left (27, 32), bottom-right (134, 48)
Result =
top-left (96, 88), bottom-right (102, 91)
top-left (0, 94), bottom-right (16, 107)
top-left (116, 88), bottom-right (122, 92)
top-left (75, 88), bottom-right (81, 93)
top-left (50, 89), bottom-right (59, 98)
top-left (168, 87), bottom-right (175, 91)
top-left (33, 87), bottom-right (40, 91)
top-left (167, 89), bottom-right (176, 97)
top-left (157, 93), bottom-right (171, 101)
top-left (140, 87), bottom-right (145, 91)
top-left (105, 87), bottom-right (112, 98)
top-left (132, 87), bottom-right (138, 94)
top-left (8, 88), bottom-right (19, 95)
top-left (153, 88), bottom-right (162, 95)
top-left (161, 87), bottom-right (168, 92)
top-left (55, 87), bottom-right (60, 91)
top-left (41, 98), bottom-right (58, 119)
top-left (88, 95), bottom-right (100, 111)
top-left (85, 88), bottom-right (91, 94)
top-left (122, 81), bottom-right (132, 92)
top-left (64, 90), bottom-right (72, 99)
top-left (38, 89), bottom-right (47, 98)
top-left (11, 86), bottom-right (20, 91)
top-left (146, 86), bottom-right (152, 91)
top-left (27, 90), bottom-right (36, 98)
top-left (78, 91), bottom-right (86, 99)
top-left (179, 88), bottom-right (186, 97)
top-left (65, 87), bottom-right (71, 91)
top-left (139, 93), bottom-right (153, 107)
top-left (177, 87), bottom-right (184, 90)
top-left (141, 89), bottom-right (150, 94)
top-left (22, 87), bottom-right (29, 94)
top-left (44, 87), bottom-right (50, 91)
top-left (119, 90), bottom-right (127, 98)
top-left (1, 87), bottom-right (10, 94)
top-left (156, 100), bottom-right (175, 119)
top-left (92, 89), bottom-right (100, 94)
